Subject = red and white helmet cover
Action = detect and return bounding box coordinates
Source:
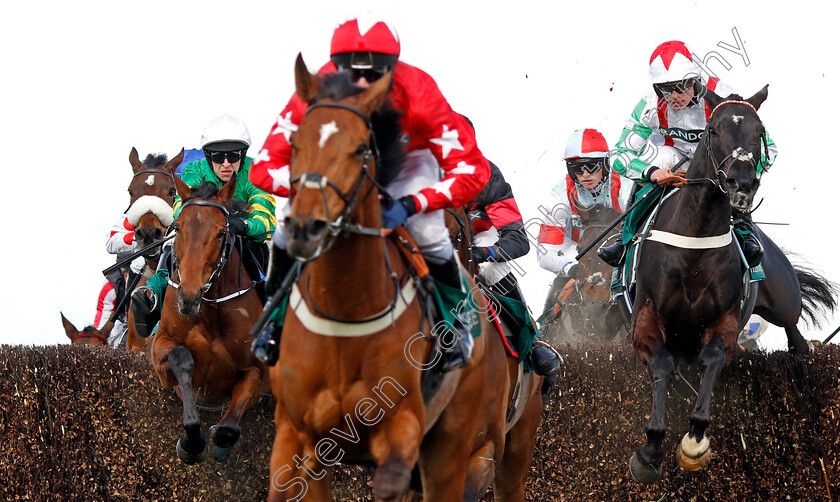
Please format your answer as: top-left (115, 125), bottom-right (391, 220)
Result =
top-left (564, 129), bottom-right (609, 160)
top-left (649, 40), bottom-right (702, 84)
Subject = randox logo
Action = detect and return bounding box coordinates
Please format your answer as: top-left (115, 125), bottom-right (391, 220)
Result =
top-left (659, 127), bottom-right (704, 142)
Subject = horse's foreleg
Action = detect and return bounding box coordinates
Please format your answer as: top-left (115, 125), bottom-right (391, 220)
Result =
top-left (630, 337), bottom-right (674, 484)
top-left (785, 325), bottom-right (810, 355)
top-left (493, 381), bottom-right (543, 502)
top-left (370, 409), bottom-right (423, 502)
top-left (268, 407), bottom-right (332, 502)
top-left (678, 335), bottom-right (727, 471)
top-left (167, 345), bottom-right (208, 465)
top-left (211, 366), bottom-right (264, 463)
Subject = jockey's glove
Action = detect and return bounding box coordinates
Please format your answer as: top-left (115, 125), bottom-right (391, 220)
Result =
top-left (471, 246), bottom-right (497, 264)
top-left (381, 196), bottom-right (417, 228)
top-left (229, 218), bottom-right (248, 236)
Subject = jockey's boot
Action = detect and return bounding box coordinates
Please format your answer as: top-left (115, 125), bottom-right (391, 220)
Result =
top-left (733, 210), bottom-right (764, 268)
top-left (427, 257), bottom-right (474, 372)
top-left (252, 245), bottom-right (297, 366)
top-left (597, 240), bottom-right (625, 267)
top-left (130, 287), bottom-right (159, 338)
top-left (529, 340), bottom-right (564, 384)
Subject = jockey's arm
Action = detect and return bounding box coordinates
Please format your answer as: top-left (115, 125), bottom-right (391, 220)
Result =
top-left (106, 214), bottom-right (138, 254)
top-left (479, 163), bottom-right (529, 261)
top-left (759, 127), bottom-right (778, 174)
top-left (240, 175), bottom-right (277, 243)
top-left (612, 98), bottom-right (664, 183)
top-left (535, 201), bottom-right (577, 276)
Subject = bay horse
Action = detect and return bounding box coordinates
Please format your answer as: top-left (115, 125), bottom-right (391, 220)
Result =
top-left (267, 54), bottom-right (542, 501)
top-left (542, 203), bottom-right (627, 346)
top-left (60, 312), bottom-right (112, 347)
top-left (627, 85), bottom-right (833, 482)
top-left (124, 148), bottom-right (182, 352)
top-left (150, 175), bottom-right (269, 465)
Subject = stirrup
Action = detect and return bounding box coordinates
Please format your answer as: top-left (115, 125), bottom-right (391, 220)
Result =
top-left (252, 323), bottom-right (280, 366)
top-left (437, 318), bottom-right (474, 372)
top-left (597, 241), bottom-right (624, 267)
top-left (529, 340), bottom-right (564, 377)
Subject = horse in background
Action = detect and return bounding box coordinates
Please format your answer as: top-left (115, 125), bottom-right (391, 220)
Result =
top-left (624, 85), bottom-right (838, 483)
top-left (123, 148), bottom-right (181, 352)
top-left (150, 177), bottom-right (269, 465)
top-left (267, 54), bottom-right (542, 501)
top-left (60, 312), bottom-right (112, 347)
top-left (541, 203), bottom-right (627, 346)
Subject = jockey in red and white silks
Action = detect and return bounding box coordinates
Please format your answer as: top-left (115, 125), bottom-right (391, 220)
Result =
top-left (613, 40), bottom-right (777, 181)
top-left (249, 15), bottom-right (490, 265)
top-left (537, 129), bottom-right (633, 277)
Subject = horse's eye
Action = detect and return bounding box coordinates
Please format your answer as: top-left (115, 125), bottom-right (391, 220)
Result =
top-left (708, 127), bottom-right (718, 137)
top-left (217, 230), bottom-right (226, 240)
top-left (169, 188), bottom-right (176, 197)
top-left (354, 145), bottom-right (368, 157)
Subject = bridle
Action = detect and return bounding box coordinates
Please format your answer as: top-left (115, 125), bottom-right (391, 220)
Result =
top-left (72, 331), bottom-right (109, 345)
top-left (168, 199), bottom-right (253, 303)
top-left (288, 101), bottom-right (392, 261)
top-left (701, 100), bottom-right (768, 193)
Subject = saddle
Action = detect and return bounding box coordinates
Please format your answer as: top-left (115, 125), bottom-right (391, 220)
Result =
top-left (611, 186), bottom-right (764, 320)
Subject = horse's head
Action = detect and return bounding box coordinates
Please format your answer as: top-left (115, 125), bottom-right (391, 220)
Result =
top-left (61, 312), bottom-right (110, 346)
top-left (285, 53), bottom-right (397, 260)
top-left (171, 176), bottom-right (237, 316)
top-left (574, 202), bottom-right (618, 303)
top-left (127, 148), bottom-right (183, 258)
top-left (701, 85), bottom-right (769, 212)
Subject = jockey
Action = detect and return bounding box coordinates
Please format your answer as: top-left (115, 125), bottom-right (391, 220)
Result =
top-left (249, 14), bottom-right (491, 370)
top-left (130, 114), bottom-right (277, 338)
top-left (93, 255), bottom-right (133, 347)
top-left (468, 155), bottom-right (564, 379)
top-left (536, 129), bottom-right (633, 289)
top-left (598, 40), bottom-right (777, 268)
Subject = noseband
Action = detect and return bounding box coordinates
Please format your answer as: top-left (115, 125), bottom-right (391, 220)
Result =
top-left (288, 101), bottom-right (392, 260)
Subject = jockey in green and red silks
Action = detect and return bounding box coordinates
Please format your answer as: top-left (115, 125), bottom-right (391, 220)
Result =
top-left (599, 40), bottom-right (777, 269)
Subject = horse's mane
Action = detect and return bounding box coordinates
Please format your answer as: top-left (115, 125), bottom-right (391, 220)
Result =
top-left (143, 153), bottom-right (168, 167)
top-left (184, 180), bottom-right (249, 218)
top-left (314, 71), bottom-right (407, 188)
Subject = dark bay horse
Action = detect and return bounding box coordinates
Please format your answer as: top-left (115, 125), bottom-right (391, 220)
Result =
top-left (124, 148), bottom-right (181, 352)
top-left (151, 175), bottom-right (269, 465)
top-left (267, 54), bottom-right (542, 501)
top-left (627, 85), bottom-right (782, 482)
top-left (543, 203), bottom-right (627, 345)
top-left (60, 312), bottom-right (112, 347)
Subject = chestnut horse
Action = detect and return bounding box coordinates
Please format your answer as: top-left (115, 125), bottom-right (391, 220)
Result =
top-left (267, 55), bottom-right (542, 501)
top-left (60, 312), bottom-right (112, 347)
top-left (124, 148), bottom-right (182, 352)
top-left (150, 176), bottom-right (269, 464)
top-left (542, 203), bottom-right (627, 346)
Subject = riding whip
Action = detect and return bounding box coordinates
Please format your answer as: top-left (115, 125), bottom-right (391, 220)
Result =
top-left (101, 234), bottom-right (175, 277)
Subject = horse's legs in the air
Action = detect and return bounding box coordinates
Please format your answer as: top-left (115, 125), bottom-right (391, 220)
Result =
top-left (784, 324), bottom-right (810, 354)
top-left (167, 345), bottom-right (208, 465)
top-left (267, 406), bottom-right (332, 502)
top-left (211, 366), bottom-right (264, 462)
top-left (370, 409), bottom-right (423, 502)
top-left (677, 334), bottom-right (728, 471)
top-left (492, 378), bottom-right (543, 502)
top-left (630, 337), bottom-right (674, 484)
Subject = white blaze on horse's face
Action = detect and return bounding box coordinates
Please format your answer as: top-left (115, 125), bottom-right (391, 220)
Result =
top-left (319, 120), bottom-right (339, 149)
top-left (732, 115), bottom-right (744, 124)
top-left (145, 174), bottom-right (155, 186)
top-left (732, 147), bottom-right (754, 162)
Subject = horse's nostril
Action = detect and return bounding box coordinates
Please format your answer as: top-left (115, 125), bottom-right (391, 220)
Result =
top-left (306, 220), bottom-right (327, 239)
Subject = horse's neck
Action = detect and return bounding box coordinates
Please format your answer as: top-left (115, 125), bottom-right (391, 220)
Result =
top-left (306, 209), bottom-right (399, 319)
top-left (666, 146), bottom-right (732, 235)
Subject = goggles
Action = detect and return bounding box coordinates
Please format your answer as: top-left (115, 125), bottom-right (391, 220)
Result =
top-left (655, 79), bottom-right (695, 95)
top-left (567, 158), bottom-right (604, 176)
top-left (206, 150), bottom-right (244, 164)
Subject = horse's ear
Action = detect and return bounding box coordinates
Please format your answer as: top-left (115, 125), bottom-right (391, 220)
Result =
top-left (60, 312), bottom-right (77, 340)
top-left (357, 69), bottom-right (394, 114)
top-left (746, 84), bottom-right (769, 111)
top-left (295, 53), bottom-right (319, 103)
top-left (129, 147), bottom-right (143, 173)
top-left (101, 320), bottom-right (115, 336)
top-left (217, 173), bottom-right (238, 206)
top-left (173, 172), bottom-right (193, 200)
top-left (165, 148), bottom-right (185, 174)
top-left (704, 86), bottom-right (724, 113)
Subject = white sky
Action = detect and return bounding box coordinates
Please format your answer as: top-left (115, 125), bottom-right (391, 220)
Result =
top-left (2, 0), bottom-right (837, 350)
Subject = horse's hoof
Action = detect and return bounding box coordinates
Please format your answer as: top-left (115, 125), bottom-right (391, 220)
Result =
top-left (629, 453), bottom-right (663, 484)
top-left (211, 443), bottom-right (234, 463)
top-left (176, 436), bottom-right (208, 465)
top-left (209, 425), bottom-right (239, 463)
top-left (677, 433), bottom-right (712, 471)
